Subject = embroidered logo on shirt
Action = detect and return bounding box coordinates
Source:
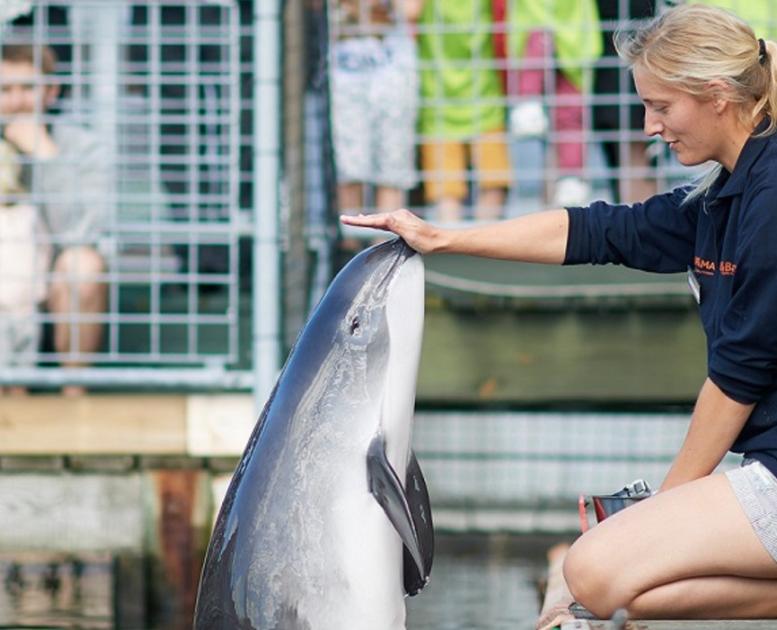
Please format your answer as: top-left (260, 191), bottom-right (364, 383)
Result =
top-left (694, 256), bottom-right (716, 275)
top-left (693, 256), bottom-right (737, 276)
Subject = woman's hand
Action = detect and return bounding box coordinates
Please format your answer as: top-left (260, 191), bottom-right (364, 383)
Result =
top-left (342, 207), bottom-right (570, 263)
top-left (340, 209), bottom-right (447, 255)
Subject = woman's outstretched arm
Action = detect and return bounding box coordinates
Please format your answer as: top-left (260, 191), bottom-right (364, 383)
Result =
top-left (340, 208), bottom-right (569, 263)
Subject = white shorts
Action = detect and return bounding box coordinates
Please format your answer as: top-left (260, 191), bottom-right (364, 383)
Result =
top-left (330, 34), bottom-right (418, 190)
top-left (726, 459), bottom-right (777, 563)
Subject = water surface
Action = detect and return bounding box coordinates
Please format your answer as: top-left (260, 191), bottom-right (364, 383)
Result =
top-left (2, 534), bottom-right (564, 629)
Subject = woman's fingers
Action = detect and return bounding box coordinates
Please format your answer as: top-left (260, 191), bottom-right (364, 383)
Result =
top-left (339, 209), bottom-right (441, 254)
top-left (340, 208), bottom-right (409, 229)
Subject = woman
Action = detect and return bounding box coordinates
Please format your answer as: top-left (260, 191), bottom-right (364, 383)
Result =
top-left (342, 3), bottom-right (777, 621)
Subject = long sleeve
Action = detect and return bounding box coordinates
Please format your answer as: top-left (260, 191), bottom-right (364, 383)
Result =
top-left (564, 186), bottom-right (699, 273)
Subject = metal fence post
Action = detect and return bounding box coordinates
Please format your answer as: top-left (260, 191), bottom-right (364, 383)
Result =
top-left (253, 0), bottom-right (282, 412)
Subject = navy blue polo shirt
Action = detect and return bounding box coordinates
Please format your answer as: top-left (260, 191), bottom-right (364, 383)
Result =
top-left (565, 128), bottom-right (777, 477)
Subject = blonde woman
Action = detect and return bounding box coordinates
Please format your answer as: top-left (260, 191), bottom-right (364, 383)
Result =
top-left (343, 3), bottom-right (777, 621)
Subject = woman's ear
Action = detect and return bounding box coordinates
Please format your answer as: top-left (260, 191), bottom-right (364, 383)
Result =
top-left (706, 79), bottom-right (732, 114)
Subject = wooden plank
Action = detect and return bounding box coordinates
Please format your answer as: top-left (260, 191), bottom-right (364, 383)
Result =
top-left (537, 543), bottom-right (575, 630)
top-left (143, 469), bottom-right (212, 626)
top-left (186, 394), bottom-right (256, 456)
top-left (0, 394), bottom-right (187, 455)
top-left (418, 306), bottom-right (706, 404)
top-left (0, 474), bottom-right (144, 553)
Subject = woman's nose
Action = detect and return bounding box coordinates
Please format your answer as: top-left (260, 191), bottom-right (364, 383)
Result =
top-left (643, 110), bottom-right (662, 137)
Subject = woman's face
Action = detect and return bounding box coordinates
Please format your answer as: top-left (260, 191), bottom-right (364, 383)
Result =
top-left (633, 64), bottom-right (724, 167)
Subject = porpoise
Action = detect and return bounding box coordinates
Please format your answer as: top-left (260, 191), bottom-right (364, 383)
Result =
top-left (194, 238), bottom-right (433, 629)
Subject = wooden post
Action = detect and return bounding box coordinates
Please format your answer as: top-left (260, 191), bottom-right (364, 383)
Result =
top-left (143, 466), bottom-right (212, 629)
top-left (537, 543), bottom-right (575, 630)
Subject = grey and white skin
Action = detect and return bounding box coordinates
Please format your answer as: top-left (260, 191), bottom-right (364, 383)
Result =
top-left (194, 238), bottom-right (434, 630)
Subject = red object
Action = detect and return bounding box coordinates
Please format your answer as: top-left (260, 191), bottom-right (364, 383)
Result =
top-left (491, 0), bottom-right (508, 93)
top-left (578, 494), bottom-right (590, 532)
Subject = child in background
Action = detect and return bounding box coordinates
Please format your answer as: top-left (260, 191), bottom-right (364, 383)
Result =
top-left (417, 0), bottom-right (511, 223)
top-left (501, 0), bottom-right (602, 207)
top-left (330, 0), bottom-right (422, 230)
top-left (0, 139), bottom-right (50, 395)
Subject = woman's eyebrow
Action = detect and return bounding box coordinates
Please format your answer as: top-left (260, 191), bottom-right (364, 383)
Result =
top-left (642, 97), bottom-right (668, 106)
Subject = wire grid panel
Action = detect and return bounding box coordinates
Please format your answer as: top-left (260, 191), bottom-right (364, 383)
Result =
top-left (325, 0), bottom-right (703, 225)
top-left (0, 1), bottom-right (243, 374)
top-left (413, 410), bottom-right (742, 531)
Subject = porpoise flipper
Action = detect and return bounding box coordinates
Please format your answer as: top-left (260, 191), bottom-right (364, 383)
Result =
top-left (367, 434), bottom-right (434, 596)
top-left (402, 450), bottom-right (434, 595)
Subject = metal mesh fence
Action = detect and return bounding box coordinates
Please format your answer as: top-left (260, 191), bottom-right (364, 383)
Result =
top-left (328, 0), bottom-right (776, 228)
top-left (0, 0), bottom-right (260, 389)
top-left (414, 409), bottom-right (741, 532)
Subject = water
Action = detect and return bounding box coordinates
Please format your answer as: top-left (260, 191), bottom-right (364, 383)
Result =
top-left (0, 553), bottom-right (113, 628)
top-left (1, 534), bottom-right (561, 629)
top-left (407, 533), bottom-right (555, 630)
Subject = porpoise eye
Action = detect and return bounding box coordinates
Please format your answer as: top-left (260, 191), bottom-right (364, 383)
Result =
top-left (350, 317), bottom-right (360, 335)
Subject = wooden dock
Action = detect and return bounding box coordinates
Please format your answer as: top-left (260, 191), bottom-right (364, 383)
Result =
top-left (0, 393), bottom-right (251, 628)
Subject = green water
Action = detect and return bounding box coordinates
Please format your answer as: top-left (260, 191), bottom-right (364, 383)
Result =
top-left (1, 533), bottom-right (561, 629)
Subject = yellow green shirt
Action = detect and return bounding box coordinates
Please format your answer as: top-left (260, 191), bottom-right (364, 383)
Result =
top-left (506, 0), bottom-right (603, 91)
top-left (694, 0), bottom-right (777, 40)
top-left (418, 0), bottom-right (505, 138)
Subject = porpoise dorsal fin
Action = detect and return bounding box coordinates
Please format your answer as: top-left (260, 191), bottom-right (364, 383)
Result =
top-left (366, 433), bottom-right (434, 596)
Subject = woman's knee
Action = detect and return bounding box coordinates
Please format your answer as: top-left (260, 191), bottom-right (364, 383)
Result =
top-left (563, 535), bottom-right (629, 619)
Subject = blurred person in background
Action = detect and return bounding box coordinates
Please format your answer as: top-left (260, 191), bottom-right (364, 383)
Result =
top-left (593, 0), bottom-right (657, 204)
top-left (0, 138), bottom-right (50, 396)
top-left (499, 0), bottom-right (602, 207)
top-left (330, 0), bottom-right (422, 252)
top-left (693, 1), bottom-right (777, 40)
top-left (0, 44), bottom-right (109, 396)
top-left (346, 4), bottom-right (777, 623)
top-left (417, 0), bottom-right (511, 223)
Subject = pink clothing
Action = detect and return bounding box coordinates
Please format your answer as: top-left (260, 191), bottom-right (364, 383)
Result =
top-left (513, 30), bottom-right (584, 172)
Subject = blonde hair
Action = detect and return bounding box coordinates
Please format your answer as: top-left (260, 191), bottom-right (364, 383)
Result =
top-left (615, 3), bottom-right (777, 200)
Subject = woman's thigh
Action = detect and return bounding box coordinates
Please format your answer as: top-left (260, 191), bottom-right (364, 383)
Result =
top-left (563, 472), bottom-right (777, 614)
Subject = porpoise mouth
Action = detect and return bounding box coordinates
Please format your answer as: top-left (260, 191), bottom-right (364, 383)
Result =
top-left (371, 239), bottom-right (417, 294)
